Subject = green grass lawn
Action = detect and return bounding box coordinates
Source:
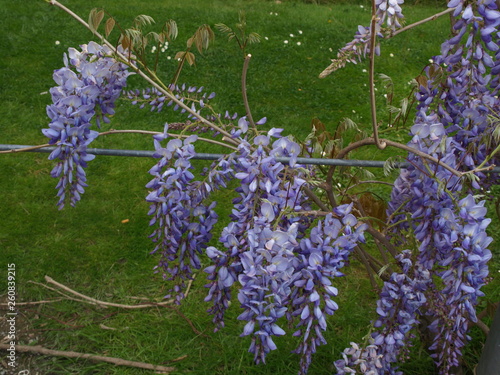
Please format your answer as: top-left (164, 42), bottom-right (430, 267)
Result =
top-left (0, 0), bottom-right (498, 374)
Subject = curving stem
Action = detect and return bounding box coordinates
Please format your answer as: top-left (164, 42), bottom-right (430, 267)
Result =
top-left (242, 54), bottom-right (258, 133)
top-left (369, 0), bottom-right (387, 150)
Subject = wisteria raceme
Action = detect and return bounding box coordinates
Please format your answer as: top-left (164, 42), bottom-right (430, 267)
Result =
top-left (425, 195), bottom-right (492, 373)
top-left (43, 42), bottom-right (130, 208)
top-left (202, 119), bottom-right (368, 374)
top-left (377, 2), bottom-right (496, 372)
top-left (292, 207), bottom-right (367, 375)
top-left (320, 0), bottom-right (405, 76)
top-left (125, 83), bottom-right (216, 122)
top-left (335, 250), bottom-right (431, 375)
top-left (125, 84), bottom-right (247, 135)
top-left (146, 126), bottom-right (218, 303)
top-left (382, 108), bottom-right (492, 373)
top-left (237, 224), bottom-right (299, 364)
top-left (204, 122), bottom-right (311, 332)
top-left (418, 0), bottom-right (500, 188)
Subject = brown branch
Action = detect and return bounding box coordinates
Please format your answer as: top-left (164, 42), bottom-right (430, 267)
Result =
top-left (365, 225), bottom-right (398, 259)
top-left (35, 275), bottom-right (195, 309)
top-left (294, 210), bottom-right (332, 217)
top-left (0, 143), bottom-right (56, 154)
top-left (475, 319), bottom-right (490, 336)
top-left (0, 343), bottom-right (175, 373)
top-left (336, 137), bottom-right (463, 177)
top-left (302, 185), bottom-right (330, 212)
top-left (325, 167), bottom-right (337, 208)
top-left (345, 180), bottom-right (394, 190)
top-left (363, 251), bottom-right (391, 282)
top-left (242, 54), bottom-right (257, 132)
top-left (388, 8), bottom-right (455, 38)
top-left (354, 245), bottom-right (379, 290)
top-left (369, 0), bottom-right (386, 150)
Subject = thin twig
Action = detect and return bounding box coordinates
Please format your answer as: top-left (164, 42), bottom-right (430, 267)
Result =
top-left (166, 306), bottom-right (210, 338)
top-left (302, 185), bottom-right (330, 212)
top-left (369, 0), bottom-right (386, 150)
top-left (294, 210), bottom-right (332, 217)
top-left (388, 8), bottom-right (455, 38)
top-left (37, 275), bottom-right (195, 309)
top-left (345, 180), bottom-right (394, 190)
top-left (98, 129), bottom-right (238, 151)
top-left (0, 343), bottom-right (176, 373)
top-left (365, 226), bottom-right (398, 259)
top-left (28, 280), bottom-right (90, 304)
top-left (0, 129), bottom-right (238, 156)
top-left (242, 54), bottom-right (257, 132)
top-left (325, 167), bottom-right (337, 208)
top-left (354, 245), bottom-right (379, 290)
top-left (336, 137), bottom-right (464, 177)
top-left (0, 142), bottom-right (55, 154)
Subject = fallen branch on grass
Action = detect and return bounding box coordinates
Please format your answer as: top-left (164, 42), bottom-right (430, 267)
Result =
top-left (27, 275), bottom-right (195, 309)
top-left (16, 274), bottom-right (208, 339)
top-left (0, 343), bottom-right (176, 373)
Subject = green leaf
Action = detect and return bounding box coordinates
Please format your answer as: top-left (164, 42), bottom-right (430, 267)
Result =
top-left (215, 23), bottom-right (233, 35)
top-left (120, 34), bottom-right (131, 50)
top-left (185, 52), bottom-right (196, 66)
top-left (134, 14), bottom-right (155, 28)
top-left (147, 31), bottom-right (160, 43)
top-left (383, 157), bottom-right (397, 176)
top-left (341, 117), bottom-right (359, 132)
top-left (400, 98), bottom-right (408, 116)
top-left (377, 264), bottom-right (391, 277)
top-left (105, 17), bottom-right (115, 38)
top-left (175, 51), bottom-right (185, 61)
top-left (191, 25), bottom-right (214, 54)
top-left (89, 9), bottom-right (105, 33)
top-left (121, 29), bottom-right (142, 50)
top-left (247, 32), bottom-right (261, 44)
top-left (165, 20), bottom-right (178, 41)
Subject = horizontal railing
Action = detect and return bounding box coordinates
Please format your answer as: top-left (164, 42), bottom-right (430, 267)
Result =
top-left (1, 144), bottom-right (499, 173)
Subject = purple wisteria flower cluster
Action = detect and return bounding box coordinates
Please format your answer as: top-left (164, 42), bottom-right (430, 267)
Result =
top-left (202, 123), bottom-right (367, 374)
top-left (335, 250), bottom-right (431, 374)
top-left (320, 0), bottom-right (404, 76)
top-left (146, 126), bottom-right (218, 303)
top-left (42, 42), bottom-right (130, 208)
top-left (125, 84), bottom-right (245, 134)
top-left (348, 1), bottom-right (498, 373)
top-left (428, 0), bottom-right (500, 189)
top-left (125, 83), bottom-right (215, 119)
